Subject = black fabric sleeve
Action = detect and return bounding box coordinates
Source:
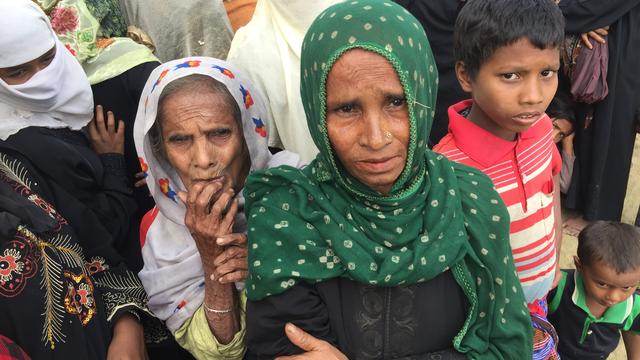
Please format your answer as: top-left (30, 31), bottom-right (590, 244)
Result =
top-left (3, 128), bottom-right (138, 265)
top-left (246, 282), bottom-right (337, 359)
top-left (560, 0), bottom-right (640, 33)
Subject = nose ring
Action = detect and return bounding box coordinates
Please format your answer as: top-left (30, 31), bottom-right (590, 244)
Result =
top-left (384, 131), bottom-right (392, 140)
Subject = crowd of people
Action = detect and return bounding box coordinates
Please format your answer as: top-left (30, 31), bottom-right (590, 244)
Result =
top-left (1, 0), bottom-right (639, 359)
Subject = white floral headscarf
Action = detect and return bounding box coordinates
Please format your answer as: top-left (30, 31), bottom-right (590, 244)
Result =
top-left (133, 57), bottom-right (303, 332)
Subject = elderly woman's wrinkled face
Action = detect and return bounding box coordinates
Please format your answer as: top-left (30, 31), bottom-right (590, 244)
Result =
top-left (0, 46), bottom-right (55, 85)
top-left (160, 89), bottom-right (249, 193)
top-left (326, 49), bottom-right (409, 195)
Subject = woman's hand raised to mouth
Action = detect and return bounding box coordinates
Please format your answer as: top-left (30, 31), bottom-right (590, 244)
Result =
top-left (178, 181), bottom-right (238, 259)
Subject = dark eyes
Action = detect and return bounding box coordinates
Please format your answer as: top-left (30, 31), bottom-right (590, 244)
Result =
top-left (168, 134), bottom-right (190, 144)
top-left (167, 129), bottom-right (232, 144)
top-left (390, 96), bottom-right (406, 107)
top-left (501, 73), bottom-right (518, 81)
top-left (337, 104), bottom-right (354, 113)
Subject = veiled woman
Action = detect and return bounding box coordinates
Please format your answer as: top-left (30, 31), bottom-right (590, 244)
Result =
top-left (133, 57), bottom-right (303, 359)
top-left (244, 1), bottom-right (532, 358)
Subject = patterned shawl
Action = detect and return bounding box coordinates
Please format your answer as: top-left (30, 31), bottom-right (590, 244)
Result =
top-left (133, 57), bottom-right (303, 332)
top-left (245, 1), bottom-right (532, 358)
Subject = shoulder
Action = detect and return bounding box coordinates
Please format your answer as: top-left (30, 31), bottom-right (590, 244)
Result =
top-left (432, 132), bottom-right (457, 153)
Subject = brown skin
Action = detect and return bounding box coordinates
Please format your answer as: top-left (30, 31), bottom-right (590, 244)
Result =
top-left (160, 88), bottom-right (250, 344)
top-left (107, 314), bottom-right (148, 360)
top-left (275, 323), bottom-right (347, 360)
top-left (88, 105), bottom-right (125, 155)
top-left (574, 257), bottom-right (640, 318)
top-left (284, 49), bottom-right (411, 358)
top-left (325, 49), bottom-right (410, 195)
top-left (580, 26), bottom-right (609, 49)
top-left (456, 38), bottom-right (560, 141)
top-left (0, 46), bottom-right (55, 85)
top-left (457, 38), bottom-right (563, 285)
top-left (575, 258), bottom-right (640, 359)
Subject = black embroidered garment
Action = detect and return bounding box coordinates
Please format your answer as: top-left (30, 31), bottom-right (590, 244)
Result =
top-left (0, 150), bottom-right (149, 359)
top-left (3, 127), bottom-right (142, 271)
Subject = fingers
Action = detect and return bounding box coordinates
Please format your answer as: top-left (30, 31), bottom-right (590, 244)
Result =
top-left (587, 30), bottom-right (606, 44)
top-left (216, 269), bottom-right (248, 284)
top-left (213, 243), bottom-right (247, 267)
top-left (216, 233), bottom-right (247, 247)
top-left (106, 109), bottom-right (116, 133)
top-left (580, 33), bottom-right (593, 49)
top-left (594, 27), bottom-right (609, 36)
top-left (214, 257), bottom-right (248, 279)
top-left (177, 191), bottom-right (188, 204)
top-left (284, 323), bottom-right (319, 352)
top-left (134, 178), bottom-right (147, 188)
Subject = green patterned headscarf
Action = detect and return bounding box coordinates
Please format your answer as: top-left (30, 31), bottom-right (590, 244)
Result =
top-left (245, 0), bottom-right (532, 357)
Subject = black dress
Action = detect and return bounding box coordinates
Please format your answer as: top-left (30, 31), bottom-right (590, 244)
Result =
top-left (2, 127), bottom-right (142, 271)
top-left (247, 271), bottom-right (467, 359)
top-left (560, 0), bottom-right (640, 221)
top-left (394, 0), bottom-right (468, 147)
top-left (0, 149), bottom-right (149, 359)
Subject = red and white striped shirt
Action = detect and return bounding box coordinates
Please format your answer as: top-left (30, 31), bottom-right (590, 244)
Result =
top-left (434, 100), bottom-right (561, 304)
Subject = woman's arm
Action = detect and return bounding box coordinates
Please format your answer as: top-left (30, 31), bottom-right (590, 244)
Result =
top-left (559, 0), bottom-right (640, 33)
top-left (179, 183), bottom-right (245, 344)
top-left (247, 282), bottom-right (336, 358)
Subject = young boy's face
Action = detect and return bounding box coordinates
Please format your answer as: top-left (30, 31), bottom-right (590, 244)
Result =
top-left (577, 258), bottom-right (640, 309)
top-left (456, 38), bottom-right (560, 141)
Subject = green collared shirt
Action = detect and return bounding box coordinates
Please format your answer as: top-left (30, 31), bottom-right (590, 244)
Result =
top-left (548, 269), bottom-right (640, 359)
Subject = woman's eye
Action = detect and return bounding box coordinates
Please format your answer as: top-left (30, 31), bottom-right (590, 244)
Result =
top-left (338, 104), bottom-right (354, 113)
top-left (5, 68), bottom-right (27, 79)
top-left (168, 135), bottom-right (190, 144)
top-left (390, 97), bottom-right (406, 107)
top-left (597, 282), bottom-right (608, 288)
top-left (501, 73), bottom-right (518, 81)
top-left (208, 129), bottom-right (231, 138)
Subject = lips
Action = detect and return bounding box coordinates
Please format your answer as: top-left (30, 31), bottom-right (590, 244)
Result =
top-left (355, 156), bottom-right (400, 173)
top-left (512, 112), bottom-right (543, 126)
top-left (192, 176), bottom-right (225, 184)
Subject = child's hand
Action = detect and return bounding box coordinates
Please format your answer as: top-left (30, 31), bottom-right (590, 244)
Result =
top-left (561, 133), bottom-right (575, 157)
top-left (580, 26), bottom-right (609, 49)
top-left (89, 105), bottom-right (125, 155)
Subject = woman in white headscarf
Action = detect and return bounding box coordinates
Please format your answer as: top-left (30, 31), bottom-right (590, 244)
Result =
top-left (134, 57), bottom-right (303, 359)
top-left (226, 0), bottom-right (342, 162)
top-left (0, 1), bottom-right (151, 358)
top-left (0, 0), bottom-right (141, 273)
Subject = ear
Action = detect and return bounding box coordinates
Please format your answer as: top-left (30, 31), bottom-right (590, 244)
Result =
top-left (455, 61), bottom-right (473, 93)
top-left (574, 256), bottom-right (582, 271)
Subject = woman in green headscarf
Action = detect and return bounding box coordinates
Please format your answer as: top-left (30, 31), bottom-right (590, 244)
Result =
top-left (243, 1), bottom-right (532, 358)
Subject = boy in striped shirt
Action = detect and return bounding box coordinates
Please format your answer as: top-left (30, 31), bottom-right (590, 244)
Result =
top-left (434, 0), bottom-right (565, 358)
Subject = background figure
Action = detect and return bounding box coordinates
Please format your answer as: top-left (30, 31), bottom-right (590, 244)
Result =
top-left (546, 88), bottom-right (576, 194)
top-left (226, 0), bottom-right (342, 162)
top-left (560, 1), bottom-right (640, 221)
top-left (394, 0), bottom-right (468, 146)
top-left (119, 0), bottom-right (233, 62)
top-left (223, 0), bottom-right (257, 32)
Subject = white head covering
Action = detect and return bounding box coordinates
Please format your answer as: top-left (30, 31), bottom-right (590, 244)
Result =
top-left (134, 57), bottom-right (304, 332)
top-left (0, 0), bottom-right (93, 141)
top-left (226, 0), bottom-right (342, 162)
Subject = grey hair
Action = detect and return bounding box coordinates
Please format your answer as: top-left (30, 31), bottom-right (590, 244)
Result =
top-left (148, 74), bottom-right (242, 162)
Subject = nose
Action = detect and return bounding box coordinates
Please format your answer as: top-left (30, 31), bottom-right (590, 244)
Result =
top-left (192, 135), bottom-right (216, 169)
top-left (359, 110), bottom-right (391, 150)
top-left (520, 77), bottom-right (544, 105)
top-left (605, 291), bottom-right (623, 304)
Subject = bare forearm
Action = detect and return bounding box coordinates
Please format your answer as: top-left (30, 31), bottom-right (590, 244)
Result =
top-left (202, 262), bottom-right (240, 344)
